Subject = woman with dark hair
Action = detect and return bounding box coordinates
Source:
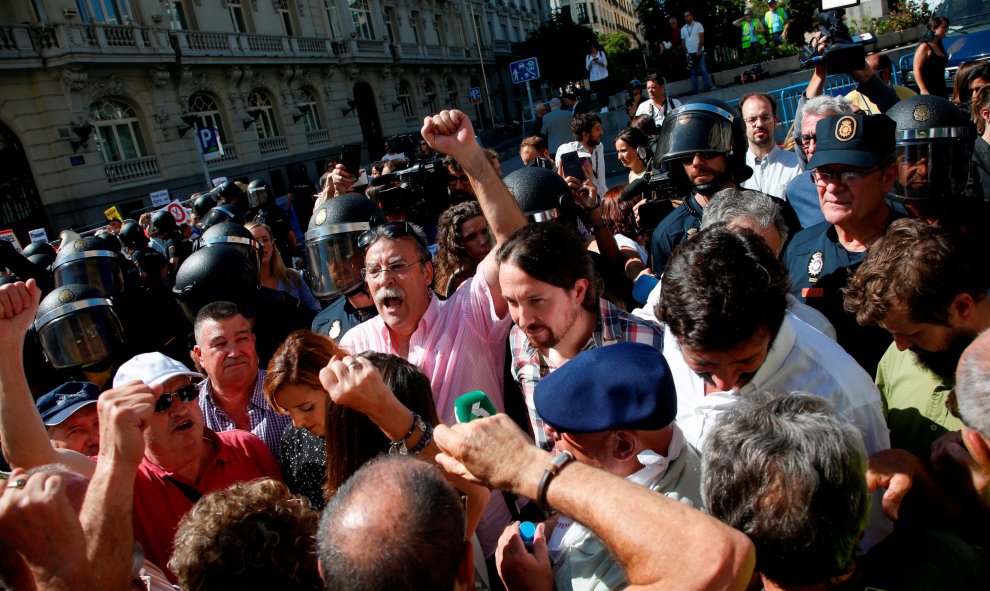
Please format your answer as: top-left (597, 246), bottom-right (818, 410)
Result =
top-left (432, 201), bottom-right (492, 297)
top-left (615, 127), bottom-right (650, 182)
top-left (595, 185), bottom-right (650, 282)
top-left (970, 86), bottom-right (990, 201)
top-left (913, 16), bottom-right (950, 97)
top-left (246, 221), bottom-right (320, 312)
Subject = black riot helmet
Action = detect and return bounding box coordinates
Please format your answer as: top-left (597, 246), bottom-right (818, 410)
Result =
top-left (655, 99), bottom-right (752, 196)
top-left (886, 95), bottom-right (973, 203)
top-left (198, 221), bottom-right (261, 276)
top-left (216, 180), bottom-right (247, 208)
top-left (200, 204), bottom-right (246, 230)
top-left (95, 229), bottom-right (122, 252)
top-left (27, 252), bottom-right (55, 271)
top-left (172, 244), bottom-right (260, 322)
top-left (51, 235), bottom-right (126, 298)
top-left (502, 166), bottom-right (577, 225)
top-left (247, 179), bottom-right (273, 208)
top-left (22, 241), bottom-right (56, 260)
top-left (193, 194), bottom-right (217, 218)
top-left (118, 220), bottom-right (149, 249)
top-left (33, 283), bottom-right (126, 369)
top-left (305, 193), bottom-right (385, 298)
top-left (150, 210), bottom-right (177, 237)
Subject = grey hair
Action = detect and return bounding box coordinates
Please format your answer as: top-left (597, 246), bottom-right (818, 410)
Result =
top-left (549, 97), bottom-right (561, 109)
top-left (701, 390), bottom-right (869, 587)
top-left (797, 95), bottom-right (852, 127)
top-left (700, 189), bottom-right (789, 247)
top-left (956, 330), bottom-right (990, 437)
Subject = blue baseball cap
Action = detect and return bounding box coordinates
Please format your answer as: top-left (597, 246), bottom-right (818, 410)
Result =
top-left (535, 342), bottom-right (677, 433)
top-left (36, 382), bottom-right (100, 426)
top-left (808, 114), bottom-right (896, 170)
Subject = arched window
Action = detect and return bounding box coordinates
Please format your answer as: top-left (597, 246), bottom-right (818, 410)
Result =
top-left (249, 90), bottom-right (279, 139)
top-left (89, 98), bottom-right (148, 163)
top-left (297, 87), bottom-right (323, 132)
top-left (187, 93), bottom-right (229, 145)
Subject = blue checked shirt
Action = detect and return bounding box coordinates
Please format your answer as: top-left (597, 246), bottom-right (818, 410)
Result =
top-left (510, 298), bottom-right (665, 450)
top-left (199, 369), bottom-right (293, 462)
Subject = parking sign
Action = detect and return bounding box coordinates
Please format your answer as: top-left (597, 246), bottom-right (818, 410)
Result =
top-left (196, 126), bottom-right (225, 161)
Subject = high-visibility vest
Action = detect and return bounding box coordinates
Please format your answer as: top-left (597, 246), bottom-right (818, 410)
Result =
top-left (765, 7), bottom-right (787, 34)
top-left (741, 19), bottom-right (766, 49)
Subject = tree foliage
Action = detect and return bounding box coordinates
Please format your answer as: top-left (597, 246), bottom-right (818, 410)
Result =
top-left (521, 14), bottom-right (598, 89)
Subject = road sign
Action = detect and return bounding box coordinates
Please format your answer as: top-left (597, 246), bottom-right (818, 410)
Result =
top-left (469, 87), bottom-right (482, 104)
top-left (509, 57), bottom-right (540, 84)
top-left (196, 126), bottom-right (224, 161)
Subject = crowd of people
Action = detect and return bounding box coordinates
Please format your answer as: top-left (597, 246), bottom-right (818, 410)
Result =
top-left (3, 19), bottom-right (990, 591)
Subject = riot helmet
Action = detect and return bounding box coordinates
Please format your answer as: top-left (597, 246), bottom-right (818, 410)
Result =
top-left (172, 244), bottom-right (260, 321)
top-left (198, 221), bottom-right (261, 276)
top-left (33, 283), bottom-right (125, 369)
top-left (51, 235), bottom-right (126, 297)
top-left (201, 204), bottom-right (245, 230)
top-left (502, 166), bottom-right (576, 224)
top-left (655, 99), bottom-right (751, 196)
top-left (193, 194), bottom-right (217, 218)
top-left (306, 193), bottom-right (385, 298)
top-left (22, 241), bottom-right (56, 260)
top-left (216, 180), bottom-right (247, 208)
top-left (27, 252), bottom-right (55, 271)
top-left (247, 179), bottom-right (273, 208)
top-left (886, 95), bottom-right (973, 203)
top-left (118, 220), bottom-right (149, 250)
top-left (95, 229), bottom-right (122, 252)
top-left (150, 210), bottom-right (177, 237)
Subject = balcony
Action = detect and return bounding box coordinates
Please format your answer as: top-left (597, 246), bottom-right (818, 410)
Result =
top-left (259, 136), bottom-right (288, 156)
top-left (306, 129), bottom-right (331, 147)
top-left (104, 155), bottom-right (162, 185)
top-left (205, 146), bottom-right (239, 168)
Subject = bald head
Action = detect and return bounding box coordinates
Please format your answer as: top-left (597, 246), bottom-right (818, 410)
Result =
top-left (956, 329), bottom-right (990, 436)
top-left (318, 456), bottom-right (468, 591)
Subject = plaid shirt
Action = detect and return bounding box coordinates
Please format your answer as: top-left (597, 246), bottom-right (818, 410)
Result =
top-left (510, 298), bottom-right (665, 450)
top-left (199, 369), bottom-right (293, 463)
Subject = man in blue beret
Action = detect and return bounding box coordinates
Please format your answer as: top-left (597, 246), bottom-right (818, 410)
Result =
top-left (497, 342), bottom-right (702, 591)
top-left (781, 113), bottom-right (904, 375)
top-left (35, 381), bottom-right (101, 455)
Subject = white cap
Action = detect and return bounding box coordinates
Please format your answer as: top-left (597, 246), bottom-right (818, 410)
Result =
top-left (113, 352), bottom-right (203, 388)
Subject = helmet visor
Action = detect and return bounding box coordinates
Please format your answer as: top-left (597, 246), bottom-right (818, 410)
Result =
top-left (893, 137), bottom-right (973, 201)
top-left (202, 238), bottom-right (260, 278)
top-left (36, 304), bottom-right (125, 369)
top-left (247, 186), bottom-right (269, 208)
top-left (53, 256), bottom-right (125, 297)
top-left (306, 232), bottom-right (364, 298)
top-left (655, 107), bottom-right (735, 163)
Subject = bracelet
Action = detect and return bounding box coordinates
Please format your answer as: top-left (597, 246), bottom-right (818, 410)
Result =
top-left (409, 420), bottom-right (434, 455)
top-left (536, 451), bottom-right (576, 509)
top-left (388, 412), bottom-right (426, 456)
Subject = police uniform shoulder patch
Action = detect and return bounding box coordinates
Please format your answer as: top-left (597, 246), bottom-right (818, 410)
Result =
top-left (314, 208), bottom-right (327, 226)
top-left (913, 103), bottom-right (933, 122)
top-left (807, 250), bottom-right (824, 280)
top-left (835, 116), bottom-right (857, 141)
top-left (328, 319), bottom-right (342, 340)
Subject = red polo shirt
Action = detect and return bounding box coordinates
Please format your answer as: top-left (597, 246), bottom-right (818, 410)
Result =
top-left (132, 428), bottom-right (282, 581)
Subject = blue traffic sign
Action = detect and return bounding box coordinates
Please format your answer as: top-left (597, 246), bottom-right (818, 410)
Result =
top-left (509, 57), bottom-right (540, 84)
top-left (469, 86), bottom-right (482, 104)
top-left (196, 126), bottom-right (224, 161)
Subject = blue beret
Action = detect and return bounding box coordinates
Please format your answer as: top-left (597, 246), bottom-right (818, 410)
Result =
top-left (36, 381), bottom-right (100, 426)
top-left (535, 342), bottom-right (676, 433)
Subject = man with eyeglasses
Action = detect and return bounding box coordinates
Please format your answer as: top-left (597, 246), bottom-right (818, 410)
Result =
top-left (782, 113), bottom-right (904, 375)
top-left (0, 278), bottom-right (281, 581)
top-left (738, 92), bottom-right (802, 199)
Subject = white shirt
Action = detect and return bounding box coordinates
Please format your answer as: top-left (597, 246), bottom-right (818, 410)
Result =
top-left (741, 144), bottom-right (804, 199)
top-left (681, 21), bottom-right (704, 53)
top-left (585, 51), bottom-right (609, 82)
top-left (635, 95), bottom-right (683, 127)
top-left (554, 140), bottom-right (608, 198)
top-left (662, 313), bottom-right (890, 455)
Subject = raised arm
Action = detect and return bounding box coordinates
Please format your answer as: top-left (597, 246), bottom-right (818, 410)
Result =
top-left (0, 280), bottom-right (94, 477)
top-left (434, 415), bottom-right (756, 590)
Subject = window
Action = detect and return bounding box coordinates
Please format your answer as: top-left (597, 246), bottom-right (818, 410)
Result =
top-left (248, 90), bottom-right (280, 140)
top-left (89, 99), bottom-right (148, 163)
top-left (423, 82), bottom-right (437, 114)
top-left (383, 6), bottom-right (397, 42)
top-left (575, 3), bottom-right (588, 25)
top-left (434, 14), bottom-right (445, 45)
top-left (187, 93), bottom-right (228, 145)
top-left (325, 0), bottom-right (343, 38)
top-left (164, 0), bottom-right (187, 30)
top-left (349, 0), bottom-right (375, 40)
top-left (410, 10), bottom-right (421, 44)
top-left (275, 0), bottom-right (293, 36)
top-left (453, 17), bottom-right (465, 47)
top-left (77, 0), bottom-right (131, 25)
top-left (297, 88), bottom-right (323, 132)
top-left (396, 82), bottom-right (414, 119)
top-left (228, 0), bottom-right (247, 33)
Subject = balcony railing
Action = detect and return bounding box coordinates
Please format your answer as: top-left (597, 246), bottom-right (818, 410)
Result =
top-left (104, 155), bottom-right (161, 184)
top-left (205, 146), bottom-right (238, 167)
top-left (305, 129), bottom-right (331, 147)
top-left (259, 136), bottom-right (288, 156)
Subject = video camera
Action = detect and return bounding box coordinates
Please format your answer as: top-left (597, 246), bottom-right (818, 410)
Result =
top-left (369, 157), bottom-right (448, 217)
top-left (799, 8), bottom-right (867, 74)
top-left (619, 167), bottom-right (680, 234)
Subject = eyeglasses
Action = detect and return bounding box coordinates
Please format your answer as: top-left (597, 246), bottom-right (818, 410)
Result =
top-left (357, 221), bottom-right (428, 251)
top-left (154, 384), bottom-right (200, 413)
top-left (743, 114), bottom-right (774, 126)
top-left (360, 259), bottom-right (426, 281)
top-left (800, 133), bottom-right (817, 145)
top-left (812, 166), bottom-right (882, 186)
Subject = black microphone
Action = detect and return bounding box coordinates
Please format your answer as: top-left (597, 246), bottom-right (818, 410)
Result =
top-left (620, 176), bottom-right (650, 202)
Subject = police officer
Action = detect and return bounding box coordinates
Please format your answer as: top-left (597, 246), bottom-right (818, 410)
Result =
top-left (191, 193), bottom-right (217, 234)
top-left (782, 113), bottom-right (902, 374)
top-left (307, 194), bottom-right (384, 341)
top-left (649, 99), bottom-right (755, 274)
top-left (149, 210), bottom-right (192, 280)
top-left (246, 179), bottom-right (296, 265)
top-left (119, 220), bottom-right (169, 291)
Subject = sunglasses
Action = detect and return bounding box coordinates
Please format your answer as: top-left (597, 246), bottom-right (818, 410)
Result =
top-left (357, 221), bottom-right (428, 251)
top-left (155, 384), bottom-right (200, 413)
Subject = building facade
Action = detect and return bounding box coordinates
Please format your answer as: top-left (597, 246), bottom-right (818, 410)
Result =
top-left (0, 0), bottom-right (541, 241)
top-left (548, 0), bottom-right (638, 42)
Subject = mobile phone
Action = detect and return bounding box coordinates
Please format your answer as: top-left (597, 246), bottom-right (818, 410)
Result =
top-left (560, 151), bottom-right (584, 180)
top-left (341, 144), bottom-right (362, 177)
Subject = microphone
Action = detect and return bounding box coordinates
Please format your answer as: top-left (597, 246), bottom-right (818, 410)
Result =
top-left (453, 390), bottom-right (497, 423)
top-left (619, 176), bottom-right (650, 202)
